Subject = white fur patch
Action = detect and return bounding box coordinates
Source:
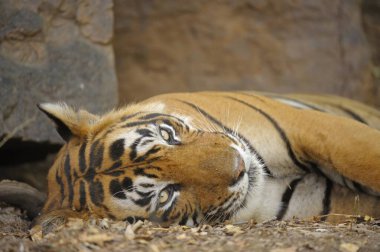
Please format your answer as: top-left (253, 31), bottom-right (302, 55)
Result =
top-left (171, 113), bottom-right (194, 128)
top-left (272, 98), bottom-right (315, 110)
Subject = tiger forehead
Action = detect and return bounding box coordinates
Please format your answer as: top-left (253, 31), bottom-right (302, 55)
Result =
top-left (90, 111), bottom-right (185, 141)
top-left (87, 113), bottom-right (189, 165)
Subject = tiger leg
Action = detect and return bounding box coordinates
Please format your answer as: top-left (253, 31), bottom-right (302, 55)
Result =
top-left (284, 109), bottom-right (380, 194)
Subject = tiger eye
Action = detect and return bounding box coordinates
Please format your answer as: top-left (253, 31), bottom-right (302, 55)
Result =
top-left (159, 190), bottom-right (169, 204)
top-left (160, 129), bottom-right (170, 141)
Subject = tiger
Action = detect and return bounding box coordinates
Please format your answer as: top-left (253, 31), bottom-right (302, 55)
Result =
top-left (35, 91), bottom-right (380, 228)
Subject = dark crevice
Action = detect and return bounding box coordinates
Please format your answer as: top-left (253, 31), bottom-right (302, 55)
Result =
top-left (0, 138), bottom-right (61, 191)
top-left (0, 137), bottom-right (61, 165)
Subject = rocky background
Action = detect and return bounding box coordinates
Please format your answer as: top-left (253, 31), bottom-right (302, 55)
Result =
top-left (115, 0), bottom-right (380, 106)
top-left (0, 0), bottom-right (380, 190)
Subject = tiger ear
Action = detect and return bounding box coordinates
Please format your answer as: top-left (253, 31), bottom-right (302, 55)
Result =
top-left (37, 103), bottom-right (99, 142)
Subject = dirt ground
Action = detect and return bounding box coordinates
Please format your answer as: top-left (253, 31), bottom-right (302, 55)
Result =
top-left (3, 147), bottom-right (379, 252)
top-left (0, 203), bottom-right (379, 252)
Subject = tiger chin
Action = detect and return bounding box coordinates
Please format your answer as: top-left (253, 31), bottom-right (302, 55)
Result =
top-left (34, 91), bottom-right (380, 232)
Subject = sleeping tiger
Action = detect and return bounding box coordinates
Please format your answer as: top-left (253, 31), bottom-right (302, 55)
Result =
top-left (35, 91), bottom-right (380, 228)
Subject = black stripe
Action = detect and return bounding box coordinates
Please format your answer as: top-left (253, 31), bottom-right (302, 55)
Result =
top-left (104, 170), bottom-right (124, 177)
top-left (221, 194), bottom-right (239, 213)
top-left (64, 154), bottom-right (74, 207)
top-left (140, 183), bottom-right (154, 188)
top-left (89, 180), bottom-right (104, 206)
top-left (109, 138), bottom-right (125, 161)
top-left (120, 112), bottom-right (142, 122)
top-left (320, 179), bottom-right (333, 221)
top-left (133, 195), bottom-right (153, 207)
top-left (352, 181), bottom-right (366, 194)
top-left (306, 161), bottom-right (328, 178)
top-left (206, 194), bottom-right (234, 215)
top-left (83, 168), bottom-right (95, 182)
top-left (192, 210), bottom-right (199, 225)
top-left (94, 144), bottom-right (104, 170)
top-left (161, 198), bottom-right (177, 222)
top-left (83, 142), bottom-right (97, 185)
top-left (139, 113), bottom-right (185, 123)
top-left (55, 170), bottom-right (65, 204)
top-left (125, 216), bottom-right (145, 224)
top-left (109, 179), bottom-right (127, 199)
top-left (129, 137), bottom-right (142, 161)
top-left (136, 190), bottom-right (153, 197)
top-left (136, 128), bottom-right (154, 137)
top-left (336, 106), bottom-right (367, 125)
top-left (89, 139), bottom-right (100, 170)
top-left (134, 146), bottom-right (161, 163)
top-left (122, 119), bottom-right (159, 128)
top-left (225, 96), bottom-right (310, 173)
top-left (237, 92), bottom-right (268, 103)
top-left (79, 180), bottom-right (86, 210)
top-left (105, 160), bottom-right (123, 173)
top-left (179, 100), bottom-right (272, 177)
top-left (179, 214), bottom-right (189, 225)
top-left (276, 177), bottom-right (303, 220)
top-left (79, 141), bottom-right (87, 173)
top-left (122, 177), bottom-right (133, 191)
top-left (134, 167), bottom-right (158, 178)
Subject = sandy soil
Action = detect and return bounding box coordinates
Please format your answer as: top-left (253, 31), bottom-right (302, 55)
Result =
top-left (0, 203), bottom-right (379, 252)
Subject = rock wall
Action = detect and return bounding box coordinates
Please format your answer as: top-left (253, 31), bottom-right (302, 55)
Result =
top-left (362, 0), bottom-right (380, 104)
top-left (0, 0), bottom-right (118, 144)
top-left (114, 0), bottom-right (379, 106)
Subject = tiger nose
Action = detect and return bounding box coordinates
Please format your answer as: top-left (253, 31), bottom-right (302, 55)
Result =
top-left (230, 156), bottom-right (246, 186)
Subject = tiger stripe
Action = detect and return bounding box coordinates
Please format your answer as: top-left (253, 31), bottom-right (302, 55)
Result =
top-left (64, 154), bottom-right (74, 207)
top-left (320, 179), bottom-right (333, 221)
top-left (78, 141), bottom-right (87, 173)
top-left (79, 180), bottom-right (86, 210)
top-left (276, 177), bottom-right (303, 220)
top-left (332, 105), bottom-right (367, 125)
top-left (224, 96), bottom-right (311, 173)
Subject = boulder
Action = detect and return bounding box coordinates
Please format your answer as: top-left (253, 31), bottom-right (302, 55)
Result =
top-left (114, 0), bottom-right (378, 106)
top-left (0, 0), bottom-right (117, 144)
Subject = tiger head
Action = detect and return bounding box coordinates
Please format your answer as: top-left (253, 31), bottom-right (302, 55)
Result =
top-left (37, 102), bottom-right (266, 226)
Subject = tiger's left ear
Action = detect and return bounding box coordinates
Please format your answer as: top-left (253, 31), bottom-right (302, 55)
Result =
top-left (37, 103), bottom-right (99, 142)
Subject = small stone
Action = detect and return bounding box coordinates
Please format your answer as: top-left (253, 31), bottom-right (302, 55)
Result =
top-left (79, 233), bottom-right (113, 245)
top-left (125, 225), bottom-right (135, 240)
top-left (315, 228), bottom-right (328, 232)
top-left (339, 243), bottom-right (359, 252)
top-left (176, 233), bottom-right (187, 240)
top-left (270, 247), bottom-right (297, 252)
top-left (98, 218), bottom-right (110, 229)
top-left (131, 220), bottom-right (144, 232)
top-left (224, 225), bottom-right (243, 235)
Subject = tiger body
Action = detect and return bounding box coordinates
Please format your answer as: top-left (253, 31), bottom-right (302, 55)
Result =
top-left (38, 91), bottom-right (380, 227)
